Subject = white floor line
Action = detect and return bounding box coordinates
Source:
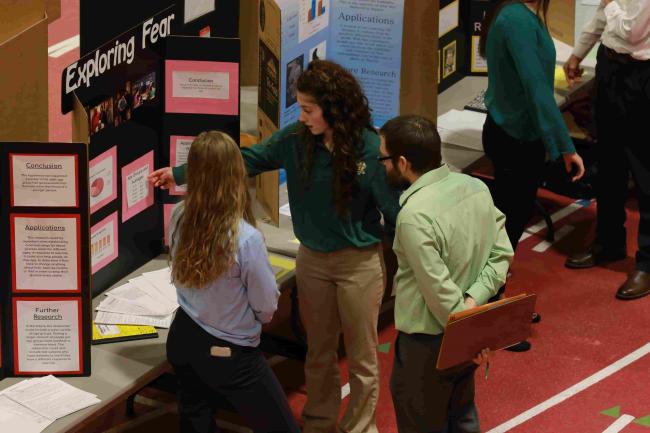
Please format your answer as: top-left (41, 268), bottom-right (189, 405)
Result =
top-left (48, 34), bottom-right (79, 58)
top-left (486, 342), bottom-right (650, 433)
top-left (520, 201), bottom-right (583, 242)
top-left (602, 414), bottom-right (636, 433)
top-left (532, 225), bottom-right (574, 253)
top-left (341, 383), bottom-right (351, 399)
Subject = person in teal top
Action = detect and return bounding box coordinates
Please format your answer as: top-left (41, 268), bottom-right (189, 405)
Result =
top-left (149, 60), bottom-right (400, 433)
top-left (478, 0), bottom-right (585, 351)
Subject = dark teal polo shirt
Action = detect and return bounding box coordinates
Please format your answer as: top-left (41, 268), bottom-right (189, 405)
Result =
top-left (172, 122), bottom-right (400, 252)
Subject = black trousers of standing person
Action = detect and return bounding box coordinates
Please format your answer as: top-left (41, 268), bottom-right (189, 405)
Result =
top-left (593, 45), bottom-right (650, 272)
top-left (166, 308), bottom-right (300, 433)
top-left (482, 113), bottom-right (547, 253)
top-left (483, 112), bottom-right (547, 301)
top-left (390, 332), bottom-right (480, 433)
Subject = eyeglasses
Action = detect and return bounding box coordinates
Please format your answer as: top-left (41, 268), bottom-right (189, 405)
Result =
top-left (377, 155), bottom-right (393, 162)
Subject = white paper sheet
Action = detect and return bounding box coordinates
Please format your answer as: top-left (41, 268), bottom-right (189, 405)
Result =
top-left (184, 0), bottom-right (215, 24)
top-left (105, 282), bottom-right (177, 314)
top-left (97, 294), bottom-right (176, 316)
top-left (172, 71), bottom-right (230, 100)
top-left (94, 311), bottom-right (174, 328)
top-left (439, 0), bottom-right (459, 37)
top-left (15, 299), bottom-right (81, 373)
top-left (437, 109), bottom-right (487, 151)
top-left (125, 164), bottom-right (151, 208)
top-left (0, 395), bottom-right (53, 433)
top-left (11, 154), bottom-right (78, 207)
top-left (129, 275), bottom-right (178, 307)
top-left (2, 376), bottom-right (99, 421)
top-left (138, 269), bottom-right (178, 305)
top-left (279, 203), bottom-right (292, 218)
top-left (13, 215), bottom-right (79, 291)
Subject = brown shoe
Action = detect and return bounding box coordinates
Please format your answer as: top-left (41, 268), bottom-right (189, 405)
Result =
top-left (565, 245), bottom-right (626, 269)
top-left (616, 270), bottom-right (650, 300)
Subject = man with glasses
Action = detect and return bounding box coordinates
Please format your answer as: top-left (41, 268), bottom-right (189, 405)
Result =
top-left (378, 115), bottom-right (513, 433)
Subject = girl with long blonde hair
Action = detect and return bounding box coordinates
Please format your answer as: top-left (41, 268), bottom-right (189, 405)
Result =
top-left (166, 131), bottom-right (299, 433)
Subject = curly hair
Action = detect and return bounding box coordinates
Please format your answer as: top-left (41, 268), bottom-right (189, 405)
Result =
top-left (171, 131), bottom-right (256, 289)
top-left (296, 60), bottom-right (373, 217)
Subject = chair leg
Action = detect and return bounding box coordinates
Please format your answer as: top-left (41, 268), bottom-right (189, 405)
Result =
top-left (535, 200), bottom-right (554, 242)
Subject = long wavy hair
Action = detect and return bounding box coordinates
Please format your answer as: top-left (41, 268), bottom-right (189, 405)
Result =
top-left (296, 60), bottom-right (373, 217)
top-left (479, 0), bottom-right (550, 57)
top-left (171, 131), bottom-right (255, 289)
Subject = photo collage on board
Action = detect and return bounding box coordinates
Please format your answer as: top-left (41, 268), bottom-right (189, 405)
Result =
top-left (88, 71), bottom-right (157, 136)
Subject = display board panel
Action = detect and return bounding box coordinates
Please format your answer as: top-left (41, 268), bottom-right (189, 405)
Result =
top-left (62, 7), bottom-right (241, 297)
top-left (1, 142), bottom-right (91, 378)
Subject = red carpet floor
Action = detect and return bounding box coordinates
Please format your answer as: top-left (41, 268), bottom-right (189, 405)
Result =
top-left (47, 4), bottom-right (650, 432)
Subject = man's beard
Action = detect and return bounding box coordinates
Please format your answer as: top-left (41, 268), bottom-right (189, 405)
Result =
top-left (387, 167), bottom-right (411, 191)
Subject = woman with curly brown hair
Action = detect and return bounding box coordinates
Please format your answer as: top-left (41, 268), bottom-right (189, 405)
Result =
top-left (166, 131), bottom-right (300, 433)
top-left (151, 60), bottom-right (400, 433)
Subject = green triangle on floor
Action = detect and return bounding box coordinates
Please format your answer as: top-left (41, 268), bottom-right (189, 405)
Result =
top-left (634, 415), bottom-right (650, 427)
top-left (601, 406), bottom-right (621, 418)
top-left (377, 343), bottom-right (391, 353)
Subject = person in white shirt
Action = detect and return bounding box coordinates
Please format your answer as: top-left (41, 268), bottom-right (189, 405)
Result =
top-left (564, 0), bottom-right (650, 300)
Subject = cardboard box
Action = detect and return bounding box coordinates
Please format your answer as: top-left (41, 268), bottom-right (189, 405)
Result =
top-left (240, 0), bottom-right (259, 86)
top-left (45, 0), bottom-right (61, 23)
top-left (547, 0), bottom-right (575, 47)
top-left (256, 0), bottom-right (439, 224)
top-left (0, 0), bottom-right (48, 142)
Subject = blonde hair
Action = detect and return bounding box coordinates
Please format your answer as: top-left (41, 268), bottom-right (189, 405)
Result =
top-left (171, 131), bottom-right (255, 289)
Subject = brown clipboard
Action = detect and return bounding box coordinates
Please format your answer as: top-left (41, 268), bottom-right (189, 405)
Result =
top-left (436, 294), bottom-right (537, 370)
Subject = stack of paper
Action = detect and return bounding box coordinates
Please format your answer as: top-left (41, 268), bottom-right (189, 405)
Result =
top-left (95, 267), bottom-right (178, 328)
top-left (0, 375), bottom-right (100, 433)
top-left (437, 109), bottom-right (487, 151)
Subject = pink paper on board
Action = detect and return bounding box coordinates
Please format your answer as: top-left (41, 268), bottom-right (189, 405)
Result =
top-left (121, 151), bottom-right (155, 222)
top-left (170, 135), bottom-right (195, 196)
top-left (165, 60), bottom-right (239, 115)
top-left (90, 211), bottom-right (119, 274)
top-left (164, 204), bottom-right (175, 247)
top-left (89, 146), bottom-right (118, 214)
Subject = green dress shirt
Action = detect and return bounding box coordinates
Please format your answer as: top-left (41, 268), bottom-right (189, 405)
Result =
top-left (392, 165), bottom-right (514, 335)
top-left (485, 2), bottom-right (576, 160)
top-left (172, 122), bottom-right (400, 253)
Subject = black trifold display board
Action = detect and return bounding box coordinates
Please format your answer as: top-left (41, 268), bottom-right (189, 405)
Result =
top-left (0, 142), bottom-right (91, 378)
top-left (79, 0), bottom-right (239, 56)
top-left (61, 6), bottom-right (241, 298)
top-left (438, 0), bottom-right (492, 93)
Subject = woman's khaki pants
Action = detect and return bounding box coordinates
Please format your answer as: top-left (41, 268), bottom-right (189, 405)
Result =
top-left (297, 244), bottom-right (385, 433)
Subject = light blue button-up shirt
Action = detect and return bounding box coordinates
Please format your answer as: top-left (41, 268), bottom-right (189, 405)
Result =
top-left (169, 203), bottom-right (279, 347)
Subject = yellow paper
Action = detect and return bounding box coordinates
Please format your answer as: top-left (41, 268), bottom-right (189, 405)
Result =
top-left (554, 66), bottom-right (588, 92)
top-left (92, 323), bottom-right (158, 341)
top-left (269, 254), bottom-right (296, 281)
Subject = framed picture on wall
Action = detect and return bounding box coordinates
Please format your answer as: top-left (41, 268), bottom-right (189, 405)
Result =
top-left (442, 40), bottom-right (457, 79)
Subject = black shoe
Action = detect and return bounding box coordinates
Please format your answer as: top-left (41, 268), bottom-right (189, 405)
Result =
top-left (505, 340), bottom-right (531, 352)
top-left (531, 312), bottom-right (541, 324)
top-left (565, 245), bottom-right (626, 269)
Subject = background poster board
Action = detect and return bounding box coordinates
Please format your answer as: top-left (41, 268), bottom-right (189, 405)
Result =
top-left (257, 0), bottom-right (436, 224)
top-left (437, 0), bottom-right (467, 92)
top-left (0, 142), bottom-right (91, 378)
top-left (62, 8), bottom-right (241, 297)
top-left (466, 0), bottom-right (489, 76)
